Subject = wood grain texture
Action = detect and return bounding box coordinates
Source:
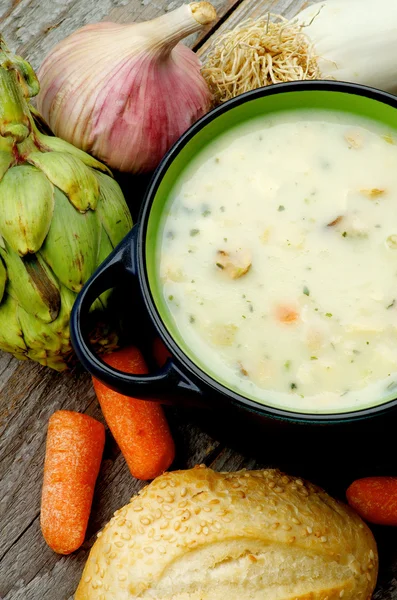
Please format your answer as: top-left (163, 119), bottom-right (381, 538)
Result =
top-left (1, 0), bottom-right (397, 597)
top-left (0, 358), bottom-right (222, 598)
top-left (0, 0), bottom-right (235, 595)
top-left (0, 0), bottom-right (241, 71)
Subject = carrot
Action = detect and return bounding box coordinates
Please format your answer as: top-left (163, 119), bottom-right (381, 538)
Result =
top-left (275, 304), bottom-right (299, 323)
top-left (346, 476), bottom-right (397, 526)
top-left (93, 346), bottom-right (175, 481)
top-left (41, 411), bottom-right (105, 554)
top-left (153, 337), bottom-right (172, 367)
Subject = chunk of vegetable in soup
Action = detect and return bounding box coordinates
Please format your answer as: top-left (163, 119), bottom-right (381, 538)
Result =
top-left (158, 110), bottom-right (397, 413)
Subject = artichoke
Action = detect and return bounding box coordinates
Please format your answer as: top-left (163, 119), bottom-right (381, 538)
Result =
top-left (0, 37), bottom-right (133, 371)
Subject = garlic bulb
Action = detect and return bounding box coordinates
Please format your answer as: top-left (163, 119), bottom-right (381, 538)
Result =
top-left (37, 2), bottom-right (216, 173)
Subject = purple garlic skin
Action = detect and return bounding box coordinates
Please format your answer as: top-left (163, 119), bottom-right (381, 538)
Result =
top-left (37, 5), bottom-right (215, 173)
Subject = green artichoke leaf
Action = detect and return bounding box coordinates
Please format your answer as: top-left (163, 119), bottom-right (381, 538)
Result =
top-left (11, 54), bottom-right (40, 98)
top-left (95, 226), bottom-right (114, 307)
top-left (40, 187), bottom-right (100, 293)
top-left (27, 350), bottom-right (69, 371)
top-left (0, 241), bottom-right (60, 323)
top-left (29, 105), bottom-right (53, 135)
top-left (0, 66), bottom-right (31, 143)
top-left (94, 171), bottom-right (133, 246)
top-left (0, 38), bottom-right (127, 370)
top-left (17, 304), bottom-right (61, 353)
top-left (18, 284), bottom-right (76, 370)
top-left (17, 285), bottom-right (73, 350)
top-left (97, 226), bottom-right (114, 266)
top-left (0, 150), bottom-right (13, 181)
top-left (36, 132), bottom-right (112, 176)
top-left (0, 293), bottom-right (27, 355)
top-left (57, 283), bottom-right (77, 326)
top-left (27, 151), bottom-right (100, 212)
top-left (0, 165), bottom-right (54, 255)
top-left (0, 255), bottom-right (6, 302)
top-left (0, 130), bottom-right (13, 151)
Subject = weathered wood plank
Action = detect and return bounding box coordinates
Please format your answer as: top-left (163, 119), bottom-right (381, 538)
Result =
top-left (0, 363), bottom-right (221, 599)
top-left (1, 0), bottom-right (397, 598)
top-left (0, 364), bottom-right (95, 559)
top-left (0, 0), bottom-right (242, 71)
top-left (1, 0), bottom-right (133, 70)
top-left (0, 0), bottom-right (233, 596)
top-left (105, 0), bottom-right (243, 52)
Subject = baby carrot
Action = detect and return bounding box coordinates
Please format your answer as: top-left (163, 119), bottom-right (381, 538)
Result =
top-left (347, 476), bottom-right (397, 526)
top-left (93, 346), bottom-right (175, 481)
top-left (153, 337), bottom-right (172, 367)
top-left (41, 411), bottom-right (105, 554)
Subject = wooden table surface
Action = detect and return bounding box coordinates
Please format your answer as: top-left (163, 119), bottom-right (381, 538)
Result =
top-left (0, 0), bottom-right (396, 598)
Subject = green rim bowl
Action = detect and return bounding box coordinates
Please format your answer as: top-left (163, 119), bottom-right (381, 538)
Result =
top-left (71, 80), bottom-right (397, 426)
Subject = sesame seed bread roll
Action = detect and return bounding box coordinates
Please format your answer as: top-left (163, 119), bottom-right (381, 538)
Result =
top-left (75, 466), bottom-right (378, 600)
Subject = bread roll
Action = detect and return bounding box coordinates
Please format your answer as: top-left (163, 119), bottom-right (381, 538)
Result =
top-left (75, 466), bottom-right (377, 599)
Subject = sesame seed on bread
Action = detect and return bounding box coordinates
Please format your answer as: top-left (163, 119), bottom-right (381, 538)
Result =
top-left (75, 466), bottom-right (377, 600)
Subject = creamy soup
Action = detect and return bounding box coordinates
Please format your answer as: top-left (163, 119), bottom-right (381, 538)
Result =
top-left (158, 109), bottom-right (397, 413)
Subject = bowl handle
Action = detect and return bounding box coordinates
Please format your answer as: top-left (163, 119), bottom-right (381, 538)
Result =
top-left (70, 225), bottom-right (203, 404)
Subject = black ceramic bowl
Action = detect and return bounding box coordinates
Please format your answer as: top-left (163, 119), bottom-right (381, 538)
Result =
top-left (71, 80), bottom-right (397, 429)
